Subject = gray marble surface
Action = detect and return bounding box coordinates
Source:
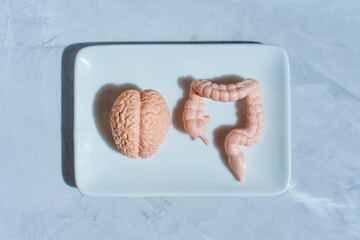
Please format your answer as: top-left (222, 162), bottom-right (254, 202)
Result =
top-left (1, 0), bottom-right (359, 239)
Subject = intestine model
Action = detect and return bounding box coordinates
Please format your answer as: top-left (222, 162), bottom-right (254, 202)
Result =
top-left (183, 79), bottom-right (265, 182)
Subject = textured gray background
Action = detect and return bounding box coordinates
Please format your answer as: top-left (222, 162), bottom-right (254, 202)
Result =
top-left (0, 0), bottom-right (359, 239)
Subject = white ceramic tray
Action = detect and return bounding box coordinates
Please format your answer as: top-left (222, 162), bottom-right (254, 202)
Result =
top-left (74, 43), bottom-right (291, 196)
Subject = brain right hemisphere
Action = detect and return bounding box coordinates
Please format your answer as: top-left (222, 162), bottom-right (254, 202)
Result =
top-left (110, 89), bottom-right (170, 159)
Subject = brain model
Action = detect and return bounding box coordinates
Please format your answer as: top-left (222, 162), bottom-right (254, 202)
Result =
top-left (110, 89), bottom-right (171, 158)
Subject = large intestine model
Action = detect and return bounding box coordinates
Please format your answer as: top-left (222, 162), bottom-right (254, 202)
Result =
top-left (183, 78), bottom-right (265, 182)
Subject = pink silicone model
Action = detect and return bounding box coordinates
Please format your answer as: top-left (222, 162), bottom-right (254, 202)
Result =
top-left (183, 79), bottom-right (265, 182)
top-left (110, 89), bottom-right (171, 159)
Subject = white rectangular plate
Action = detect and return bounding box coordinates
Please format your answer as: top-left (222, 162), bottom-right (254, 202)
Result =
top-left (74, 43), bottom-right (291, 196)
